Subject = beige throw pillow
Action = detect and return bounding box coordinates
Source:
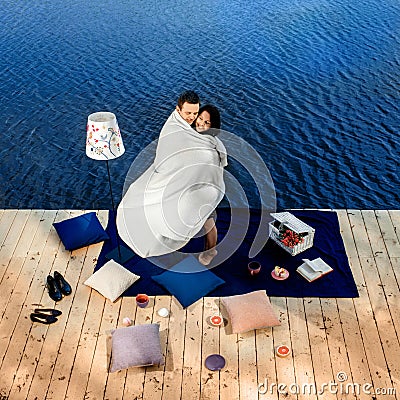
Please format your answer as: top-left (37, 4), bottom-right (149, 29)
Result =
top-left (221, 290), bottom-right (281, 333)
top-left (84, 259), bottom-right (140, 302)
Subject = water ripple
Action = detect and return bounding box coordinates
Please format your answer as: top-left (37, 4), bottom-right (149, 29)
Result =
top-left (1, 0), bottom-right (399, 209)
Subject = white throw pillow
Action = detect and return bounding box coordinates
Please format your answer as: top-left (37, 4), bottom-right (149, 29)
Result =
top-left (84, 260), bottom-right (140, 302)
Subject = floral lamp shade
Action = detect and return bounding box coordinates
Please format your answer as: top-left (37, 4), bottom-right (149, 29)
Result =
top-left (86, 112), bottom-right (125, 160)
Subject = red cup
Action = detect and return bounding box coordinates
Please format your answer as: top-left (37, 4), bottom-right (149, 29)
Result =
top-left (248, 261), bottom-right (261, 276)
top-left (136, 294), bottom-right (149, 308)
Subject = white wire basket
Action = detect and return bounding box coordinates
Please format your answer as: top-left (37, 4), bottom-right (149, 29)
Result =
top-left (269, 212), bottom-right (315, 256)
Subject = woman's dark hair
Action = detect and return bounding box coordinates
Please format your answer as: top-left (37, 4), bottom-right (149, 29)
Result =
top-left (197, 104), bottom-right (221, 129)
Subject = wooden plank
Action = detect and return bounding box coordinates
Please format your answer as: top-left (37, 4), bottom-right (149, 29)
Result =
top-left (270, 297), bottom-right (297, 400)
top-left (28, 227), bottom-right (105, 400)
top-left (319, 298), bottom-right (354, 400)
top-left (0, 210), bottom-right (43, 321)
top-left (64, 279), bottom-right (106, 400)
top-left (303, 298), bottom-right (337, 400)
top-left (63, 211), bottom-right (108, 399)
top-left (0, 209), bottom-right (30, 284)
top-left (60, 210), bottom-right (111, 400)
top-left (359, 257), bottom-right (400, 397)
top-left (141, 295), bottom-right (173, 400)
top-left (362, 211), bottom-right (400, 331)
top-left (200, 297), bottom-right (220, 399)
top-left (359, 212), bottom-right (400, 396)
top-left (337, 298), bottom-right (371, 383)
top-left (286, 297), bottom-right (317, 400)
top-left (84, 295), bottom-right (122, 400)
top-left (103, 296), bottom-right (135, 400)
top-left (161, 296), bottom-right (186, 400)
top-left (336, 210), bottom-right (366, 303)
top-left (347, 211), bottom-right (397, 399)
top-left (388, 210), bottom-right (400, 244)
top-left (387, 257), bottom-right (400, 399)
top-left (46, 211), bottom-right (114, 400)
top-left (347, 210), bottom-right (374, 258)
top-left (0, 210), bottom-right (57, 398)
top-left (181, 298), bottom-right (203, 400)
top-left (220, 301), bottom-right (239, 400)
top-left (122, 295), bottom-right (156, 399)
top-left (237, 327), bottom-right (258, 399)
top-left (8, 210), bottom-right (74, 400)
top-left (361, 210), bottom-right (387, 258)
top-left (336, 210), bottom-right (359, 261)
top-left (376, 210), bottom-right (400, 259)
top-left (387, 256), bottom-right (400, 322)
top-left (353, 257), bottom-right (398, 400)
top-left (0, 209), bottom-right (17, 248)
top-left (336, 212), bottom-right (377, 397)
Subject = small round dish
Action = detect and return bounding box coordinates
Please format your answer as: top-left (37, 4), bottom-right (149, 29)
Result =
top-left (276, 345), bottom-right (291, 358)
top-left (205, 354), bottom-right (226, 371)
top-left (271, 269), bottom-right (289, 280)
top-left (157, 307), bottom-right (170, 318)
top-left (210, 315), bottom-right (223, 326)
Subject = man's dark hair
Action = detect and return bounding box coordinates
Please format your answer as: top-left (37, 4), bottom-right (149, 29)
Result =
top-left (177, 90), bottom-right (200, 109)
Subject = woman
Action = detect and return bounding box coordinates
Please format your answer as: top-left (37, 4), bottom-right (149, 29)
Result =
top-left (193, 104), bottom-right (221, 133)
top-left (192, 105), bottom-right (222, 265)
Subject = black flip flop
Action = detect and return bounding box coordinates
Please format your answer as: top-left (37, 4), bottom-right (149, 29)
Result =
top-left (30, 312), bottom-right (58, 325)
top-left (34, 308), bottom-right (62, 317)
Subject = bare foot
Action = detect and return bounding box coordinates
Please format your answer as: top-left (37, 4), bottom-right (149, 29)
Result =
top-left (198, 249), bottom-right (218, 266)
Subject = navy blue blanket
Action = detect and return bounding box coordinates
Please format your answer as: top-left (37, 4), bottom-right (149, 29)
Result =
top-left (95, 209), bottom-right (358, 298)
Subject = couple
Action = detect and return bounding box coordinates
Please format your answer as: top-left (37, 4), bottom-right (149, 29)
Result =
top-left (117, 90), bottom-right (227, 266)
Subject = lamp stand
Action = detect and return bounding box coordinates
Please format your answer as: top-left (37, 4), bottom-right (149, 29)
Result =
top-left (104, 160), bottom-right (135, 264)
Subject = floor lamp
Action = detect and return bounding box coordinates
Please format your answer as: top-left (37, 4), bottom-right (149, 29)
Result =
top-left (86, 111), bottom-right (134, 264)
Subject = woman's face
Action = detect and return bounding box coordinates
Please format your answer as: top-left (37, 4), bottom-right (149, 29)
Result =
top-left (195, 111), bottom-right (212, 132)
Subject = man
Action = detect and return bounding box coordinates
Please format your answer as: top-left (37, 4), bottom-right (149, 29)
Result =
top-left (175, 90), bottom-right (200, 125)
top-left (175, 91), bottom-right (219, 265)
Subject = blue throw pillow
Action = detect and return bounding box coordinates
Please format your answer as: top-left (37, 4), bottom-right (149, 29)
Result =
top-left (151, 256), bottom-right (225, 308)
top-left (53, 212), bottom-right (109, 251)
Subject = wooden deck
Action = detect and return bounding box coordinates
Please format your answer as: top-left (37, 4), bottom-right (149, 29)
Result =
top-left (0, 209), bottom-right (399, 400)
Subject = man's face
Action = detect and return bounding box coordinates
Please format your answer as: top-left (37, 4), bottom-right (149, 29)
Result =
top-left (176, 102), bottom-right (199, 125)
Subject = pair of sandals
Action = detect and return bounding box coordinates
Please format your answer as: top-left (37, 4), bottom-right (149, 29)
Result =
top-left (30, 308), bottom-right (62, 325)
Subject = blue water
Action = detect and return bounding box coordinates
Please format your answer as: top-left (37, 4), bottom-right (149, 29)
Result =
top-left (1, 0), bottom-right (399, 210)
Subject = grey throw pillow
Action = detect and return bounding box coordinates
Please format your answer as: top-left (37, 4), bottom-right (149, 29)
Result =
top-left (110, 324), bottom-right (164, 372)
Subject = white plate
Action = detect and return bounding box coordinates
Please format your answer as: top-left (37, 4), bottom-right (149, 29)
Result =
top-left (157, 308), bottom-right (169, 317)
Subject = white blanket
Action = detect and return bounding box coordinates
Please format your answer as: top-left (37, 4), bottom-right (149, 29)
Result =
top-left (116, 110), bottom-right (227, 258)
